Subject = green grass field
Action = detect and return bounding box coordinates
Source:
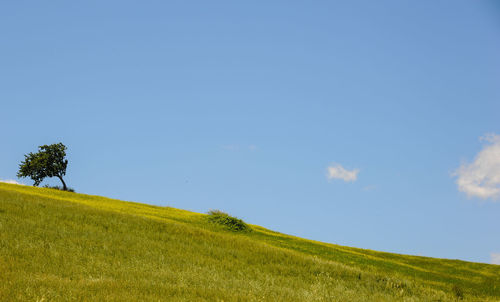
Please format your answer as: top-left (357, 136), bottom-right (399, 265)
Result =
top-left (0, 182), bottom-right (499, 301)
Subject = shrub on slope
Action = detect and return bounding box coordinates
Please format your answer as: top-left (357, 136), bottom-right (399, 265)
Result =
top-left (207, 210), bottom-right (251, 232)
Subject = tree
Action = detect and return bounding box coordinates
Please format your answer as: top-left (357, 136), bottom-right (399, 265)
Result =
top-left (17, 143), bottom-right (69, 190)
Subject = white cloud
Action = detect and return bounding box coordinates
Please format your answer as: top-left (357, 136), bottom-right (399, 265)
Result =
top-left (0, 179), bottom-right (25, 185)
top-left (363, 185), bottom-right (377, 191)
top-left (491, 253), bottom-right (500, 265)
top-left (454, 134), bottom-right (500, 201)
top-left (327, 163), bottom-right (359, 182)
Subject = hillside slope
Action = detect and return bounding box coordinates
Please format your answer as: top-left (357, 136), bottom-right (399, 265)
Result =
top-left (0, 183), bottom-right (498, 301)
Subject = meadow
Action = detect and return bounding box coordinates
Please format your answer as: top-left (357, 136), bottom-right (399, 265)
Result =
top-left (0, 182), bottom-right (499, 301)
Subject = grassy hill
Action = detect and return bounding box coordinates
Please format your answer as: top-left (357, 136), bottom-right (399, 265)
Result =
top-left (0, 182), bottom-right (499, 301)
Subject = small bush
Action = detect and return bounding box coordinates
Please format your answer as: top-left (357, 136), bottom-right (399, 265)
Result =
top-left (43, 185), bottom-right (75, 192)
top-left (207, 210), bottom-right (251, 232)
top-left (452, 285), bottom-right (464, 300)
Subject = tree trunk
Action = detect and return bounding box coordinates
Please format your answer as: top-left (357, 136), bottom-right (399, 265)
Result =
top-left (57, 175), bottom-right (67, 191)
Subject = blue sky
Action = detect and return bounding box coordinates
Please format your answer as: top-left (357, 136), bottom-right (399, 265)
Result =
top-left (1, 1), bottom-right (499, 264)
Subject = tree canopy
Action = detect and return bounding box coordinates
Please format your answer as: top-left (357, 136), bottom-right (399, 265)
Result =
top-left (17, 143), bottom-right (69, 190)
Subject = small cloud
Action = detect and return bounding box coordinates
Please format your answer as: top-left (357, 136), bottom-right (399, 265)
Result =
top-left (491, 253), bottom-right (500, 265)
top-left (327, 163), bottom-right (359, 182)
top-left (248, 145), bottom-right (258, 151)
top-left (363, 185), bottom-right (377, 191)
top-left (453, 133), bottom-right (500, 201)
top-left (0, 179), bottom-right (25, 185)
